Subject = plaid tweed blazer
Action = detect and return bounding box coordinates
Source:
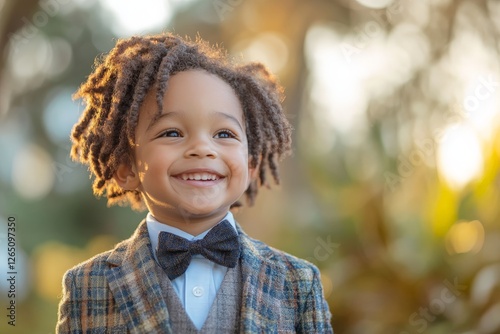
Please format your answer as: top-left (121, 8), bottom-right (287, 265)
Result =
top-left (56, 220), bottom-right (333, 333)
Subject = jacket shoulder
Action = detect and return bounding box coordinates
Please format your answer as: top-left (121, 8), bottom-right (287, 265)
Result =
top-left (62, 236), bottom-right (132, 284)
top-left (242, 234), bottom-right (321, 280)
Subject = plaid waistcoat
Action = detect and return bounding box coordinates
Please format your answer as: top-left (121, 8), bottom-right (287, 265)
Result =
top-left (158, 260), bottom-right (242, 333)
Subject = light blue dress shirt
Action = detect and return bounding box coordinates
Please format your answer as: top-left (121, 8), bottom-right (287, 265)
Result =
top-left (146, 212), bottom-right (238, 330)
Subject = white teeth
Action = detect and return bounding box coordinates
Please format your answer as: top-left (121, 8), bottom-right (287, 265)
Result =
top-left (180, 173), bottom-right (219, 181)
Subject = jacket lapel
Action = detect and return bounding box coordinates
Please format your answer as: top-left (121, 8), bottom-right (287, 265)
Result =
top-left (237, 225), bottom-right (287, 333)
top-left (105, 220), bottom-right (172, 334)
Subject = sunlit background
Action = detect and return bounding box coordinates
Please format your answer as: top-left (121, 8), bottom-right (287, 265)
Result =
top-left (1, 0), bottom-right (500, 333)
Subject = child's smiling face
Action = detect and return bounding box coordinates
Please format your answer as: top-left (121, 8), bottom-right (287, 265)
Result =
top-left (115, 70), bottom-right (253, 232)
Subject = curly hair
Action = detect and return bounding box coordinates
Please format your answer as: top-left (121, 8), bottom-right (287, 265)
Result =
top-left (71, 33), bottom-right (292, 211)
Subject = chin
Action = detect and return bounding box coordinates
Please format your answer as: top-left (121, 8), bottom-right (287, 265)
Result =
top-left (177, 203), bottom-right (222, 218)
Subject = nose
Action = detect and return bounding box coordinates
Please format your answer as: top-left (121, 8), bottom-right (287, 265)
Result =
top-left (184, 136), bottom-right (218, 159)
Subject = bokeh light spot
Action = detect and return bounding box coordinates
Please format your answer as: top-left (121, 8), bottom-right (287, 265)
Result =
top-left (445, 220), bottom-right (485, 254)
top-left (235, 32), bottom-right (289, 73)
top-left (100, 0), bottom-right (173, 36)
top-left (12, 144), bottom-right (55, 200)
top-left (356, 0), bottom-right (395, 9)
top-left (43, 87), bottom-right (80, 144)
top-left (33, 242), bottom-right (85, 301)
top-left (437, 124), bottom-right (483, 189)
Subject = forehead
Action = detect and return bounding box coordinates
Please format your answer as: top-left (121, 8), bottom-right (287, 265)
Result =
top-left (138, 69), bottom-right (244, 125)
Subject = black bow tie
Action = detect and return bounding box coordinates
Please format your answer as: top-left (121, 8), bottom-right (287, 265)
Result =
top-left (156, 220), bottom-right (240, 280)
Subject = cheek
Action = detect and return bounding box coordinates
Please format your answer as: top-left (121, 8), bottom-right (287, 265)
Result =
top-left (228, 151), bottom-right (250, 180)
top-left (138, 151), bottom-right (173, 180)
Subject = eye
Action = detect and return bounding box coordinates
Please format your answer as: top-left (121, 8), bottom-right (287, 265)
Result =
top-left (159, 128), bottom-right (182, 138)
top-left (214, 129), bottom-right (236, 139)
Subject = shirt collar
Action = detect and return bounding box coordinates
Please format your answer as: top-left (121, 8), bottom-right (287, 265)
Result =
top-left (146, 211), bottom-right (237, 260)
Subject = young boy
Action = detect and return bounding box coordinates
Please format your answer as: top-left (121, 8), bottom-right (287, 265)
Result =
top-left (56, 33), bottom-right (333, 333)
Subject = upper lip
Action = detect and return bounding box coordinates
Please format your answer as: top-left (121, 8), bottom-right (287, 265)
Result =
top-left (172, 168), bottom-right (225, 180)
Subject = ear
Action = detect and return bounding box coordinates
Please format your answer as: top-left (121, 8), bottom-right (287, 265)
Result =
top-left (113, 163), bottom-right (141, 190)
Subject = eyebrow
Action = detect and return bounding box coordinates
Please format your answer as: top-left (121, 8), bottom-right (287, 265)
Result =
top-left (212, 111), bottom-right (244, 132)
top-left (147, 111), bottom-right (244, 132)
top-left (147, 111), bottom-right (180, 131)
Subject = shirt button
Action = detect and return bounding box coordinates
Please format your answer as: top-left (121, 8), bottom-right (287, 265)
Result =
top-left (192, 286), bottom-right (204, 297)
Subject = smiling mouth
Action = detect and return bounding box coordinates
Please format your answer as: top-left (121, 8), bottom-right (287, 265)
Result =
top-left (177, 172), bottom-right (222, 181)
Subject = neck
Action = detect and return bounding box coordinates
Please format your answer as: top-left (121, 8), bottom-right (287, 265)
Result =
top-left (149, 211), bottom-right (229, 236)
